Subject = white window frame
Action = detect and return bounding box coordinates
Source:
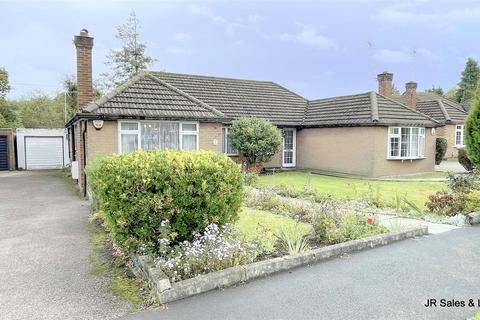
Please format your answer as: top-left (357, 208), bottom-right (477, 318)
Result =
top-left (118, 120), bottom-right (199, 154)
top-left (180, 122), bottom-right (200, 151)
top-left (118, 121), bottom-right (141, 153)
top-left (455, 124), bottom-right (465, 148)
top-left (387, 126), bottom-right (425, 160)
top-left (222, 127), bottom-right (239, 156)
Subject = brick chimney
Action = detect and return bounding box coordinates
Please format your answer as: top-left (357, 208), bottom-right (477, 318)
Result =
top-left (405, 81), bottom-right (417, 108)
top-left (74, 29), bottom-right (94, 110)
top-left (377, 71), bottom-right (393, 97)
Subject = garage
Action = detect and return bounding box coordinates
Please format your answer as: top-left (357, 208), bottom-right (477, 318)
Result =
top-left (0, 128), bottom-right (15, 171)
top-left (16, 129), bottom-right (69, 170)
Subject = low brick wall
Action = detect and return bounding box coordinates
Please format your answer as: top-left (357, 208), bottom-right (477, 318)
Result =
top-left (131, 226), bottom-right (428, 304)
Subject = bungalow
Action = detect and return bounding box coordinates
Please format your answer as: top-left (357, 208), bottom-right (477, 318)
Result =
top-left (66, 30), bottom-right (440, 195)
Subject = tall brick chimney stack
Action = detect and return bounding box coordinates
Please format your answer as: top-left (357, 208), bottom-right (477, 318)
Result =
top-left (405, 81), bottom-right (417, 109)
top-left (74, 29), bottom-right (94, 110)
top-left (377, 71), bottom-right (393, 97)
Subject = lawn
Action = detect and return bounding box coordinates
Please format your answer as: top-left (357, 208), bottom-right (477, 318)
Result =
top-left (236, 207), bottom-right (312, 241)
top-left (258, 171), bottom-right (446, 208)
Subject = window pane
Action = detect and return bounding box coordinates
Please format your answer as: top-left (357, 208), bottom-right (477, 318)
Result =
top-left (121, 134), bottom-right (138, 153)
top-left (401, 128), bottom-right (410, 157)
top-left (390, 137), bottom-right (399, 157)
top-left (182, 134), bottom-right (197, 150)
top-left (419, 135), bottom-right (425, 157)
top-left (222, 127), bottom-right (238, 154)
top-left (411, 128), bottom-right (419, 157)
top-left (389, 127), bottom-right (399, 135)
top-left (121, 122), bottom-right (138, 130)
top-left (182, 123), bottom-right (197, 132)
top-left (284, 130), bottom-right (293, 149)
top-left (160, 123), bottom-right (179, 150)
top-left (141, 122), bottom-right (160, 151)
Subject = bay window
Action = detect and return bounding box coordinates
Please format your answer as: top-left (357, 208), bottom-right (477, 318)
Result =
top-left (455, 124), bottom-right (465, 147)
top-left (118, 121), bottom-right (198, 154)
top-left (222, 127), bottom-right (238, 155)
top-left (388, 127), bottom-right (425, 159)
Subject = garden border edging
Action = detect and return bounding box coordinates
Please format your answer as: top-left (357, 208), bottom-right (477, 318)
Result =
top-left (131, 226), bottom-right (428, 304)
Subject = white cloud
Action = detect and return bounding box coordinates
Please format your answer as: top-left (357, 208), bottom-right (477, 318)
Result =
top-left (187, 5), bottom-right (245, 36)
top-left (375, 4), bottom-right (480, 29)
top-left (166, 47), bottom-right (192, 55)
top-left (173, 33), bottom-right (192, 41)
top-left (275, 24), bottom-right (337, 50)
top-left (373, 49), bottom-right (413, 63)
top-left (247, 14), bottom-right (262, 23)
top-left (372, 46), bottom-right (439, 64)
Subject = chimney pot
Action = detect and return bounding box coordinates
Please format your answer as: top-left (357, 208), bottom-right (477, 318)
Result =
top-left (377, 71), bottom-right (394, 97)
top-left (73, 29), bottom-right (94, 110)
top-left (405, 81), bottom-right (417, 109)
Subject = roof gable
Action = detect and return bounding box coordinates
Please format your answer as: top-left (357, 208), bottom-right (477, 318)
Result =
top-left (83, 73), bottom-right (224, 120)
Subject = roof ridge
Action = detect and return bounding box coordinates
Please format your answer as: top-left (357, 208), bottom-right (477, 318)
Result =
top-left (268, 81), bottom-right (309, 102)
top-left (83, 72), bottom-right (148, 113)
top-left (369, 91), bottom-right (379, 122)
top-left (441, 99), bottom-right (469, 114)
top-left (302, 101), bottom-right (310, 125)
top-left (146, 73), bottom-right (226, 118)
top-left (309, 91), bottom-right (371, 103)
top-left (151, 70), bottom-right (274, 84)
top-left (437, 99), bottom-right (452, 122)
top-left (377, 92), bottom-right (440, 124)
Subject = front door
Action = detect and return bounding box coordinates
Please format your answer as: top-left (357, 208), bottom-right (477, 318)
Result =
top-left (282, 128), bottom-right (296, 167)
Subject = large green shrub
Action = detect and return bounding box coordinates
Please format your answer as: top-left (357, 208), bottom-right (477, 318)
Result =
top-left (87, 150), bottom-right (243, 253)
top-left (435, 138), bottom-right (447, 164)
top-left (466, 83), bottom-right (480, 166)
top-left (229, 117), bottom-right (282, 167)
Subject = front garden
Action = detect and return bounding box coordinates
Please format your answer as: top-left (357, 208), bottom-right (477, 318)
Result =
top-left (85, 117), bottom-right (480, 303)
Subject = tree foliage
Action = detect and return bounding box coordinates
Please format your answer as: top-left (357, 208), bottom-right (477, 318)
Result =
top-left (435, 138), bottom-right (447, 165)
top-left (59, 74), bottom-right (103, 119)
top-left (465, 83), bottom-right (480, 166)
top-left (0, 67), bottom-right (11, 100)
top-left (425, 86), bottom-right (444, 96)
top-left (229, 117), bottom-right (282, 166)
top-left (456, 58), bottom-right (480, 103)
top-left (102, 10), bottom-right (156, 90)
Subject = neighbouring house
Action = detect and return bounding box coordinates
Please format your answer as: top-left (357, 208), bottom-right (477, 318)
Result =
top-left (389, 79), bottom-right (469, 159)
top-left (66, 30), bottom-right (440, 195)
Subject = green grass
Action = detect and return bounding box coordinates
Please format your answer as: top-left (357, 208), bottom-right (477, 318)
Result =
top-left (236, 207), bottom-right (312, 240)
top-left (89, 222), bottom-right (146, 309)
top-left (467, 313), bottom-right (480, 320)
top-left (258, 171), bottom-right (446, 208)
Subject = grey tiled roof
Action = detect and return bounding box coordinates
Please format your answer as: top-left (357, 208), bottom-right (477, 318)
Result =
top-left (152, 72), bottom-right (308, 126)
top-left (304, 92), bottom-right (438, 127)
top-left (78, 71), bottom-right (438, 128)
top-left (393, 93), bottom-right (467, 124)
top-left (83, 73), bottom-right (225, 120)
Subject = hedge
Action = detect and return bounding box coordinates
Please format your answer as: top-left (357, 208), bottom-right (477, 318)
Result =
top-left (87, 150), bottom-right (243, 253)
top-left (435, 138), bottom-right (447, 165)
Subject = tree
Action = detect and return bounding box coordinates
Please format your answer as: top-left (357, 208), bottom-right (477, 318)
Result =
top-left (229, 117), bottom-right (282, 169)
top-left (465, 83), bottom-right (480, 166)
top-left (9, 92), bottom-right (64, 129)
top-left (102, 10), bottom-right (156, 89)
top-left (391, 83), bottom-right (400, 95)
top-left (57, 74), bottom-right (103, 119)
top-left (445, 86), bottom-right (458, 101)
top-left (425, 86), bottom-right (444, 96)
top-left (0, 67), bottom-right (11, 100)
top-left (456, 58), bottom-right (480, 103)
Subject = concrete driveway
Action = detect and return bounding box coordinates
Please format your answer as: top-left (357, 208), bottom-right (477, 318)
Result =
top-left (0, 170), bottom-right (130, 320)
top-left (123, 227), bottom-right (480, 320)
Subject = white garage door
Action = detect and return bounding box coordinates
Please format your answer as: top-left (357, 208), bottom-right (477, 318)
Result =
top-left (25, 137), bottom-right (64, 169)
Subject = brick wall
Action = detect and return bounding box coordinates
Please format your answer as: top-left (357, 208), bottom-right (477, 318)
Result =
top-left (199, 122), bottom-right (222, 153)
top-left (87, 121), bottom-right (118, 157)
top-left (73, 30), bottom-right (93, 110)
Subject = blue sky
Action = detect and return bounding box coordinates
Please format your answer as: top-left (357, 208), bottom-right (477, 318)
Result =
top-left (1, 0), bottom-right (480, 100)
